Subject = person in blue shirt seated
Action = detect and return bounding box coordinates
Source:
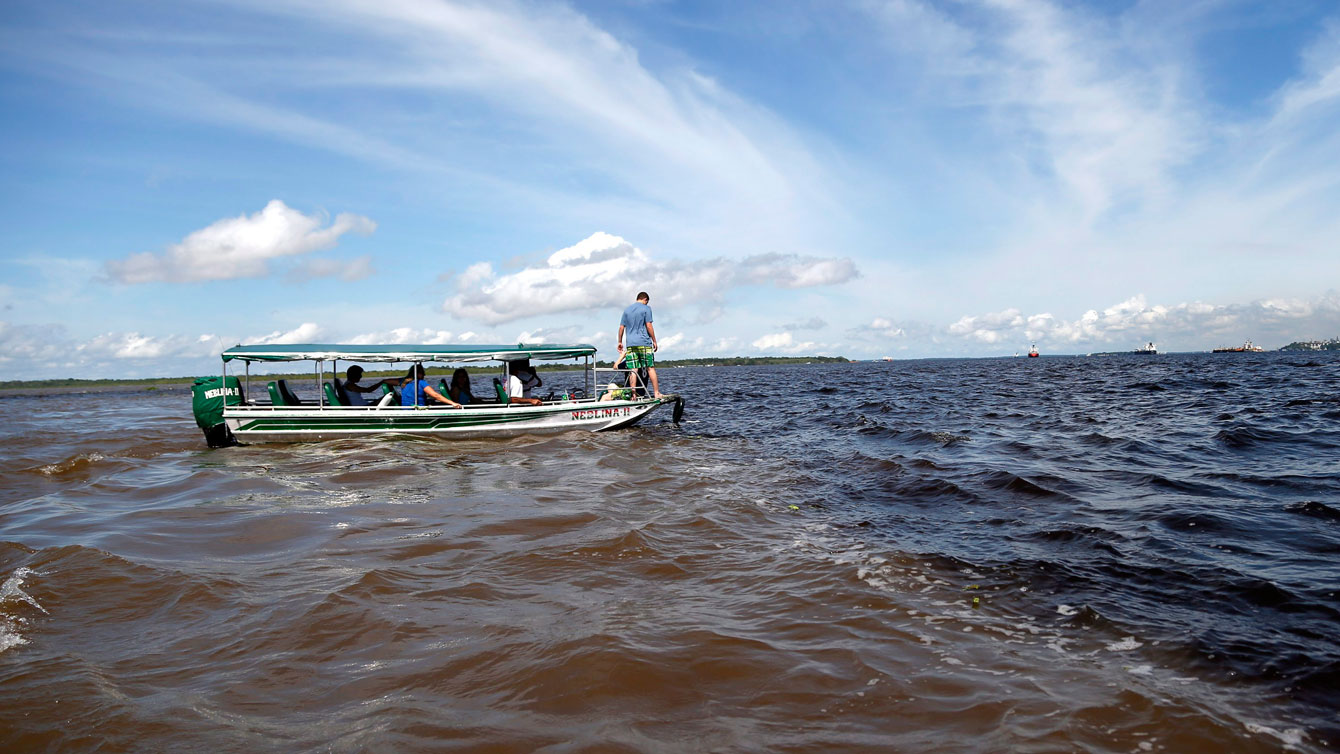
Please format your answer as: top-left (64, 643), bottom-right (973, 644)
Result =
top-left (400, 364), bottom-right (462, 408)
top-left (447, 368), bottom-right (476, 405)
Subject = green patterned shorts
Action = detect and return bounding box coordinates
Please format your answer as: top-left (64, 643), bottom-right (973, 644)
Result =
top-left (624, 346), bottom-right (655, 369)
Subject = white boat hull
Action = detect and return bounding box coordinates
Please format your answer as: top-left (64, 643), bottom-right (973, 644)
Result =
top-left (222, 396), bottom-right (674, 444)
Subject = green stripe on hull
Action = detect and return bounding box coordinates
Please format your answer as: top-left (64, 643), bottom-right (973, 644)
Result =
top-left (234, 412), bottom-right (542, 432)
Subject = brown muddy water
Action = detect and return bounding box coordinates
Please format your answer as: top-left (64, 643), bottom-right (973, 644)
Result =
top-left (2, 357), bottom-right (1338, 752)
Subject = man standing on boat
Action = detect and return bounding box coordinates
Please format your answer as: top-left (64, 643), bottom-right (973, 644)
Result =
top-left (618, 291), bottom-right (662, 399)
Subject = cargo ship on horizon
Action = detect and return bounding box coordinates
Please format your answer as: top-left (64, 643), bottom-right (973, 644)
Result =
top-left (1213, 339), bottom-right (1264, 353)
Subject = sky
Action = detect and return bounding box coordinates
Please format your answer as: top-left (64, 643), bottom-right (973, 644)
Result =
top-left (2, 0), bottom-right (1339, 379)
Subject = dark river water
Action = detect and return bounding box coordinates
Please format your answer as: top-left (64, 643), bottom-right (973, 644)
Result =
top-left (2, 353), bottom-right (1338, 752)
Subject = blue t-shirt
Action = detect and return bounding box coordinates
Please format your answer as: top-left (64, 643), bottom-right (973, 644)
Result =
top-left (402, 379), bottom-right (429, 406)
top-left (620, 302), bottom-right (654, 347)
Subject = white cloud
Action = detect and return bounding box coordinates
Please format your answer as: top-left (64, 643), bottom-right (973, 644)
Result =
top-left (944, 292), bottom-right (1340, 350)
top-left (1272, 19), bottom-right (1340, 125)
top-left (346, 327), bottom-right (464, 345)
top-left (870, 318), bottom-right (905, 338)
top-left (285, 255), bottom-right (375, 283)
top-left (658, 332), bottom-right (685, 352)
top-left (105, 200), bottom-right (375, 284)
top-left (751, 331), bottom-right (817, 353)
top-left (949, 308), bottom-right (1026, 344)
top-left (247, 322), bottom-right (323, 345)
top-left (784, 317), bottom-right (827, 331)
top-left (442, 232), bottom-right (857, 324)
top-left (867, 0), bottom-right (1196, 222)
top-left (17, 0), bottom-right (844, 259)
top-left (0, 321), bottom-right (218, 377)
top-left (515, 325), bottom-right (583, 344)
top-left (0, 321), bottom-right (72, 367)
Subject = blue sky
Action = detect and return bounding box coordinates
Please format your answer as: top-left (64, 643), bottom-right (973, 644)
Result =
top-left (2, 0), bottom-right (1339, 379)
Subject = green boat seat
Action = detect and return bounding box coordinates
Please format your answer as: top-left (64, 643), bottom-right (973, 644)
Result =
top-left (323, 382), bottom-right (345, 406)
top-left (493, 377), bottom-right (510, 406)
top-left (267, 381), bottom-right (284, 406)
top-left (276, 379), bottom-right (304, 405)
top-left (332, 379), bottom-right (353, 406)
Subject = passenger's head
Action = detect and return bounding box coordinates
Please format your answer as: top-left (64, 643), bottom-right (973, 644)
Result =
top-left (406, 364), bottom-right (425, 380)
top-left (346, 365), bottom-right (364, 382)
top-left (451, 368), bottom-right (469, 388)
top-left (636, 291), bottom-right (649, 303)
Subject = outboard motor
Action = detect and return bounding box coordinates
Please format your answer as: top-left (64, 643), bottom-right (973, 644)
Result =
top-left (191, 376), bottom-right (241, 448)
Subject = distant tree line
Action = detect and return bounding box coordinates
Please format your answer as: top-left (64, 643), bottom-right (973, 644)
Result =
top-left (1279, 339), bottom-right (1340, 352)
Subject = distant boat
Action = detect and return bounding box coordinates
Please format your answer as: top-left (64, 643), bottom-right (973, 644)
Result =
top-left (1213, 339), bottom-right (1264, 353)
top-left (1027, 344), bottom-right (1039, 358)
top-left (1133, 342), bottom-right (1158, 355)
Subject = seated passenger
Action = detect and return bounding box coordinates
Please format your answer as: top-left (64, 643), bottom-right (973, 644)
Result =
top-left (447, 368), bottom-right (476, 405)
top-left (599, 382), bottom-right (630, 402)
top-left (506, 360), bottom-right (543, 406)
top-left (400, 365), bottom-right (462, 408)
top-left (342, 365), bottom-right (388, 406)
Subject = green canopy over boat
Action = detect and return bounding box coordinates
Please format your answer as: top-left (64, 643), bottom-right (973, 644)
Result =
top-left (220, 343), bottom-right (597, 364)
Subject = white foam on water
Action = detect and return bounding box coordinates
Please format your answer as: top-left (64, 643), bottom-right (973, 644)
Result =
top-left (1056, 604), bottom-right (1079, 616)
top-left (1, 567), bottom-right (46, 655)
top-left (1244, 722), bottom-right (1306, 748)
top-left (38, 452), bottom-right (104, 475)
top-left (1106, 636), bottom-right (1142, 651)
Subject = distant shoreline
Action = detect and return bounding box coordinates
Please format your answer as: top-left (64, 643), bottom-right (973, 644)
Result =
top-left (0, 382), bottom-right (197, 397)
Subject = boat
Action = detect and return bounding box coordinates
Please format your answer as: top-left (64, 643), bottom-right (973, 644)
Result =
top-left (1027, 344), bottom-right (1039, 358)
top-left (191, 343), bottom-right (683, 447)
top-left (1134, 342), bottom-right (1158, 355)
top-left (1212, 340), bottom-right (1264, 353)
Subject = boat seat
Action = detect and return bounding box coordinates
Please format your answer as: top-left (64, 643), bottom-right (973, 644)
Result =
top-left (267, 381), bottom-right (285, 406)
top-left (323, 382), bottom-right (345, 407)
top-left (276, 379), bottom-right (304, 406)
top-left (379, 383), bottom-right (401, 406)
top-left (376, 392), bottom-right (396, 407)
top-left (493, 377), bottom-right (510, 406)
top-left (332, 379), bottom-right (353, 406)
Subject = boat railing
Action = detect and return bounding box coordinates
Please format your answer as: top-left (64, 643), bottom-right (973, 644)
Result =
top-left (593, 367), bottom-right (652, 401)
top-left (225, 353), bottom-right (609, 411)
top-left (236, 378), bottom-right (609, 409)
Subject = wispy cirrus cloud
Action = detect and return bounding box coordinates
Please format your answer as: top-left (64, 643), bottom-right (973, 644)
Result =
top-left (12, 0), bottom-right (844, 256)
top-left (105, 200), bottom-right (375, 284)
top-left (864, 0), bottom-right (1198, 223)
top-left (442, 232), bottom-right (857, 325)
